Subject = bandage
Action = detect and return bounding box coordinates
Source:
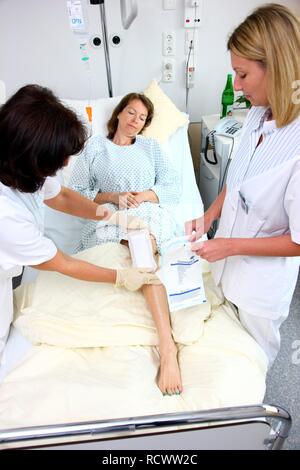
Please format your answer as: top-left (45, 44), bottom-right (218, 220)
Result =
top-left (127, 230), bottom-right (157, 270)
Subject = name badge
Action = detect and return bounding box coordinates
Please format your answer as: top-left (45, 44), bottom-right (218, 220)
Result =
top-left (238, 191), bottom-right (249, 214)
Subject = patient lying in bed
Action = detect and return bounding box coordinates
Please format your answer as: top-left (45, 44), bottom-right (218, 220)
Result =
top-left (69, 93), bottom-right (183, 396)
top-left (0, 242), bottom-right (268, 429)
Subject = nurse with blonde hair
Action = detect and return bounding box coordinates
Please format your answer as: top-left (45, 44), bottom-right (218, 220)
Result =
top-left (186, 3), bottom-right (300, 366)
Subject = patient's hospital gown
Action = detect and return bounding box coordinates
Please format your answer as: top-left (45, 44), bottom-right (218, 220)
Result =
top-left (69, 134), bottom-right (180, 252)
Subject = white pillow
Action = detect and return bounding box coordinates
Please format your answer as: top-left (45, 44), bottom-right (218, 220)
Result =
top-left (143, 80), bottom-right (189, 143)
top-left (62, 96), bottom-right (122, 138)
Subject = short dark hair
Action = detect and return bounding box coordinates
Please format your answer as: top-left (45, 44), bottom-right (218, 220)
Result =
top-left (0, 84), bottom-right (87, 193)
top-left (107, 93), bottom-right (154, 140)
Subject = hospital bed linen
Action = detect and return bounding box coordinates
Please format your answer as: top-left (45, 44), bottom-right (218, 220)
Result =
top-left (13, 244), bottom-right (211, 347)
top-left (0, 244), bottom-right (267, 429)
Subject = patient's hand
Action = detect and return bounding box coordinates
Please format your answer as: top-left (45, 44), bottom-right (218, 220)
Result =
top-left (115, 267), bottom-right (162, 291)
top-left (96, 205), bottom-right (112, 220)
top-left (131, 192), bottom-right (145, 205)
top-left (111, 192), bottom-right (140, 209)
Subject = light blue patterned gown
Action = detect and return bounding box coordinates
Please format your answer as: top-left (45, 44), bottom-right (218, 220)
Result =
top-left (69, 134), bottom-right (181, 253)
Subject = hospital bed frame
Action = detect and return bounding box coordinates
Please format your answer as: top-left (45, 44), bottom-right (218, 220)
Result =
top-left (0, 404), bottom-right (291, 450)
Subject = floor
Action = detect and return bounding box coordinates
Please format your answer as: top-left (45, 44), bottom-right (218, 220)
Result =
top-left (264, 269), bottom-right (300, 450)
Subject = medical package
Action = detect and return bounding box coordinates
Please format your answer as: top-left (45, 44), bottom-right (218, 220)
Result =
top-left (157, 235), bottom-right (207, 312)
top-left (127, 230), bottom-right (157, 270)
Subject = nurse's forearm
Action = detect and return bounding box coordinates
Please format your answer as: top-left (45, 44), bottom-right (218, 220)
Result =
top-left (34, 250), bottom-right (117, 283)
top-left (231, 234), bottom-right (300, 257)
top-left (94, 192), bottom-right (117, 205)
top-left (45, 187), bottom-right (104, 221)
top-left (208, 186), bottom-right (227, 221)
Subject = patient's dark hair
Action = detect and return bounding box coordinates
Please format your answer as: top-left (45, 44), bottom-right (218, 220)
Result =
top-left (107, 93), bottom-right (154, 140)
top-left (0, 84), bottom-right (87, 193)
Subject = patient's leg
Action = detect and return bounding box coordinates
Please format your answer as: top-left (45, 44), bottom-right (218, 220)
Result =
top-left (121, 236), bottom-right (182, 395)
top-left (143, 236), bottom-right (182, 396)
top-left (142, 283), bottom-right (182, 395)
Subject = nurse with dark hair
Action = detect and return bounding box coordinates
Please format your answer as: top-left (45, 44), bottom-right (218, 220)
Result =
top-left (0, 84), bottom-right (160, 361)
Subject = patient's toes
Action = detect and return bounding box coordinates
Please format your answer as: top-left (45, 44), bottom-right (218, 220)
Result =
top-left (158, 349), bottom-right (182, 396)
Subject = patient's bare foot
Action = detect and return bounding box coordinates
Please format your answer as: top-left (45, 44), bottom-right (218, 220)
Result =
top-left (158, 343), bottom-right (183, 396)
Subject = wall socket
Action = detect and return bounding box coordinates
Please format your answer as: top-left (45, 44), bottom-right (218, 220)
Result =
top-left (162, 58), bottom-right (175, 82)
top-left (162, 31), bottom-right (176, 56)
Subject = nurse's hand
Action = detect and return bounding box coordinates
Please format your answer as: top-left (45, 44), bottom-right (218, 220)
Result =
top-left (185, 212), bottom-right (214, 242)
top-left (96, 205), bottom-right (112, 220)
top-left (190, 238), bottom-right (233, 262)
top-left (115, 268), bottom-right (162, 291)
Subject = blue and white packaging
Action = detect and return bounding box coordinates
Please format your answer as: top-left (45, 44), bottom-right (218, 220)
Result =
top-left (157, 235), bottom-right (207, 312)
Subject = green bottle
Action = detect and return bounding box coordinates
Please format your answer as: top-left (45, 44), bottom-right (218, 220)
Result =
top-left (221, 74), bottom-right (234, 118)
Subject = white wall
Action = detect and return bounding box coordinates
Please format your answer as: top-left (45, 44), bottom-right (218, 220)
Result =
top-left (0, 0), bottom-right (299, 121)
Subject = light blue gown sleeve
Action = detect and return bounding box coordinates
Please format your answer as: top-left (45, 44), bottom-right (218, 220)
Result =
top-left (150, 139), bottom-right (181, 205)
top-left (68, 137), bottom-right (102, 201)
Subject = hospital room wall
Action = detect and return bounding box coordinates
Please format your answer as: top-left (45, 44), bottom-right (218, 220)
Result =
top-left (0, 0), bottom-right (299, 122)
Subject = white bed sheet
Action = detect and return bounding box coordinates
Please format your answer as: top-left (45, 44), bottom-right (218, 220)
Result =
top-left (0, 326), bottom-right (32, 384)
top-left (0, 307), bottom-right (267, 430)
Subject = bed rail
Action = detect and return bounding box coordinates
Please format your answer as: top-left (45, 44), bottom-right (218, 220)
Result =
top-left (0, 403), bottom-right (291, 450)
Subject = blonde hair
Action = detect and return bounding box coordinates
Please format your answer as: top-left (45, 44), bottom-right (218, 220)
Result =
top-left (227, 3), bottom-right (300, 127)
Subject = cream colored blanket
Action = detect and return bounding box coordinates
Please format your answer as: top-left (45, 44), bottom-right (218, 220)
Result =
top-left (0, 244), bottom-right (268, 429)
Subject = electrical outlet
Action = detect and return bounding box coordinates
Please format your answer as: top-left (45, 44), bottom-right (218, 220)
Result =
top-left (162, 58), bottom-right (175, 82)
top-left (162, 31), bottom-right (176, 56)
top-left (184, 0), bottom-right (203, 28)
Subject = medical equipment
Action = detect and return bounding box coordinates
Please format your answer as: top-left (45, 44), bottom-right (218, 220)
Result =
top-left (204, 117), bottom-right (243, 166)
top-left (199, 114), bottom-right (246, 218)
top-left (120, 0), bottom-right (138, 30)
top-left (90, 0), bottom-right (138, 97)
top-left (67, 0), bottom-right (90, 68)
top-left (67, 1), bottom-right (93, 126)
top-left (158, 236), bottom-right (207, 312)
top-left (128, 230), bottom-right (157, 270)
top-left (185, 1), bottom-right (198, 110)
top-left (184, 0), bottom-right (203, 28)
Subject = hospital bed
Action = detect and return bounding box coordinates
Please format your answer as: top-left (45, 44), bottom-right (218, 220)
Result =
top-left (0, 90), bottom-right (291, 450)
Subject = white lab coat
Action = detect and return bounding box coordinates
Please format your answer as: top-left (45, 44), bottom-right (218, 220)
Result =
top-left (211, 155), bottom-right (300, 320)
top-left (0, 177), bottom-right (61, 360)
